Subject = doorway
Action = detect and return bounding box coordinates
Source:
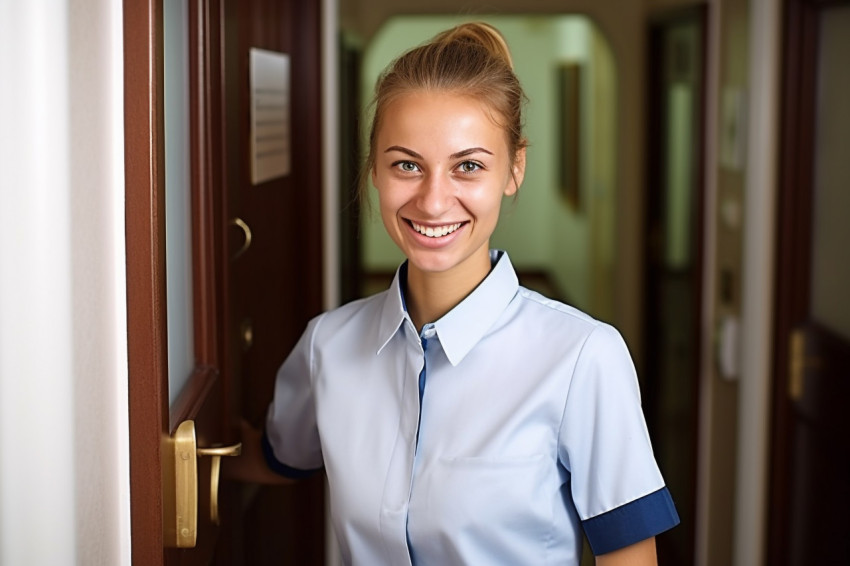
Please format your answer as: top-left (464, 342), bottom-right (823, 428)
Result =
top-left (642, 7), bottom-right (707, 564)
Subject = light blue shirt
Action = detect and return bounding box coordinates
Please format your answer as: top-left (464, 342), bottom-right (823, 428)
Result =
top-left (265, 250), bottom-right (679, 565)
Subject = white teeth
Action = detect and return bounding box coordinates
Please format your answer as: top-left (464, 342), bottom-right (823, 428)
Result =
top-left (411, 221), bottom-right (462, 238)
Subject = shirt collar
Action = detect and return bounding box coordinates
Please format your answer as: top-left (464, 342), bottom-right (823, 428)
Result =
top-left (375, 250), bottom-right (519, 366)
top-left (375, 262), bottom-right (410, 356)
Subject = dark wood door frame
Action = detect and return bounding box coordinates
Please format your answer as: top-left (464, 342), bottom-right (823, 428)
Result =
top-left (769, 0), bottom-right (850, 563)
top-left (125, 0), bottom-right (230, 561)
top-left (124, 0), bottom-right (169, 561)
top-left (768, 1), bottom-right (817, 561)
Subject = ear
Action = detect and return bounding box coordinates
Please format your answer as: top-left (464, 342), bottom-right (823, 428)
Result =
top-left (504, 147), bottom-right (526, 196)
top-left (371, 166), bottom-right (378, 188)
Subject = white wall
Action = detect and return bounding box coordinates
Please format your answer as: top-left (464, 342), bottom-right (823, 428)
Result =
top-left (0, 1), bottom-right (130, 565)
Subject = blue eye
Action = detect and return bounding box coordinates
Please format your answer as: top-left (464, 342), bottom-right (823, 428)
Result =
top-left (396, 161), bottom-right (419, 173)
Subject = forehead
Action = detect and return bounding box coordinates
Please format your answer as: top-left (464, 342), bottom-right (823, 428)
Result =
top-left (377, 91), bottom-right (508, 150)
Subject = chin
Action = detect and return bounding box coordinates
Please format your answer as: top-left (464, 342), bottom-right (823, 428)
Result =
top-left (405, 247), bottom-right (484, 277)
top-left (407, 255), bottom-right (459, 275)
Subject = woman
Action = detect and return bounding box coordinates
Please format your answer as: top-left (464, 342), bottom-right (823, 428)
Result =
top-left (237, 22), bottom-right (679, 565)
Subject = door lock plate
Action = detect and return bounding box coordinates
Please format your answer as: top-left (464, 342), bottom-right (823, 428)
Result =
top-left (165, 420), bottom-right (241, 548)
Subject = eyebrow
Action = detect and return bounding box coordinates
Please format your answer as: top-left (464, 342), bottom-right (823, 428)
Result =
top-left (450, 147), bottom-right (493, 159)
top-left (384, 146), bottom-right (423, 159)
top-left (383, 146), bottom-right (494, 159)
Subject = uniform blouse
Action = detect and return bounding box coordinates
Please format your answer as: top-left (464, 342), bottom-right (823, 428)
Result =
top-left (264, 250), bottom-right (679, 565)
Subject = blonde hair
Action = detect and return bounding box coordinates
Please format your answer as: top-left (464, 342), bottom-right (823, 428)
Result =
top-left (361, 22), bottom-right (528, 200)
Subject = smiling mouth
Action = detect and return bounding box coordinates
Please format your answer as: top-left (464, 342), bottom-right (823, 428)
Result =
top-left (409, 220), bottom-right (465, 238)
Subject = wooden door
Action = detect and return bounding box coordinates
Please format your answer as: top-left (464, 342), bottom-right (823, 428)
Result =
top-left (125, 0), bottom-right (325, 563)
top-left (219, 0), bottom-right (326, 563)
top-left (769, 1), bottom-right (850, 564)
top-left (125, 0), bottom-right (239, 562)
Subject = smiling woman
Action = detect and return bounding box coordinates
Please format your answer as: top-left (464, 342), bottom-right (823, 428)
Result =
top-left (232, 21), bottom-right (678, 566)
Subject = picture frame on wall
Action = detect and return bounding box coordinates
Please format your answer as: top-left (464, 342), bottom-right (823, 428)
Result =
top-left (557, 62), bottom-right (582, 212)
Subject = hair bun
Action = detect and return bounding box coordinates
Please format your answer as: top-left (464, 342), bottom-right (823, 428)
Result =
top-left (434, 21), bottom-right (514, 69)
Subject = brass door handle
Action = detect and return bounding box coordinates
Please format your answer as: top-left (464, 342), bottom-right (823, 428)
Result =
top-left (229, 217), bottom-right (253, 261)
top-left (788, 329), bottom-right (823, 402)
top-left (167, 420), bottom-right (242, 548)
top-left (198, 442), bottom-right (241, 527)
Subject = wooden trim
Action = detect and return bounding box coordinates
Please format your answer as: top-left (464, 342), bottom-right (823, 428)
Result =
top-left (768, 0), bottom-right (819, 562)
top-left (293, 0), bottom-right (326, 315)
top-left (169, 366), bottom-right (219, 432)
top-left (124, 0), bottom-right (167, 562)
top-left (189, 0), bottom-right (224, 369)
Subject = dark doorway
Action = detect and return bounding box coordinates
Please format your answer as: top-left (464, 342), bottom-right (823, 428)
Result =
top-left (643, 6), bottom-right (708, 564)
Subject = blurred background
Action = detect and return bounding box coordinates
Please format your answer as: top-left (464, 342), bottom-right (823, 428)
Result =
top-left (1, 0), bottom-right (847, 565)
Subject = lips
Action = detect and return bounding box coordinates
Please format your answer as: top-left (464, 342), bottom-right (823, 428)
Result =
top-left (409, 220), bottom-right (464, 238)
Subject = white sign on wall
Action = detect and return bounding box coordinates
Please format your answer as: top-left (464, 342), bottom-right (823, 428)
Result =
top-left (250, 48), bottom-right (291, 184)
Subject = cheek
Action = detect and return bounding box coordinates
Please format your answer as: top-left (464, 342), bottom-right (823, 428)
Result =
top-left (375, 176), bottom-right (416, 213)
top-left (375, 184), bottom-right (397, 213)
top-left (467, 183), bottom-right (507, 215)
top-left (375, 186), bottom-right (405, 232)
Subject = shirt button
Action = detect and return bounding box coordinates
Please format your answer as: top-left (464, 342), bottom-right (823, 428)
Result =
top-left (422, 324), bottom-right (436, 339)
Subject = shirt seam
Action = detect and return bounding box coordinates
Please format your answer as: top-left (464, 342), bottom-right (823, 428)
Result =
top-left (308, 312), bottom-right (327, 393)
top-left (556, 323), bottom-right (604, 469)
top-left (554, 323), bottom-right (604, 561)
top-left (517, 287), bottom-right (601, 324)
top-left (583, 483), bottom-right (669, 520)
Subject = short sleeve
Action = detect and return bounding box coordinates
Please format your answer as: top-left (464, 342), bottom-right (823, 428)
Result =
top-left (264, 315), bottom-right (325, 476)
top-left (558, 324), bottom-right (679, 555)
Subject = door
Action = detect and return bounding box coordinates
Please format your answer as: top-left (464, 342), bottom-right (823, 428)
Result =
top-left (125, 0), bottom-right (241, 562)
top-left (124, 0), bottom-right (325, 563)
top-left (769, 1), bottom-right (850, 564)
top-left (221, 0), bottom-right (326, 563)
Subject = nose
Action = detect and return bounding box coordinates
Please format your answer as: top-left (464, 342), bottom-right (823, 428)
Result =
top-left (416, 171), bottom-right (455, 217)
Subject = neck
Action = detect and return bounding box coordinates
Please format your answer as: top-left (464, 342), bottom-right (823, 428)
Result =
top-left (405, 251), bottom-right (492, 331)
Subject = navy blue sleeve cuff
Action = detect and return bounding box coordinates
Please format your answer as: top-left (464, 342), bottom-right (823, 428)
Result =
top-left (261, 429), bottom-right (323, 479)
top-left (582, 487), bottom-right (680, 555)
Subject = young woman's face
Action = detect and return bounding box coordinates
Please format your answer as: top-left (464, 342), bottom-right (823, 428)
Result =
top-left (372, 91), bottom-right (525, 281)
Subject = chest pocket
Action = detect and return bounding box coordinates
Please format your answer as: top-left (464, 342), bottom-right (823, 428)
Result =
top-left (408, 454), bottom-right (555, 564)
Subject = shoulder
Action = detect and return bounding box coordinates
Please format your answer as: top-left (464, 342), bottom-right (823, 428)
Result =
top-left (513, 287), bottom-right (614, 333)
top-left (306, 291), bottom-right (390, 345)
top-left (508, 286), bottom-right (631, 358)
top-left (318, 291), bottom-right (386, 323)
top-left (514, 287), bottom-right (596, 323)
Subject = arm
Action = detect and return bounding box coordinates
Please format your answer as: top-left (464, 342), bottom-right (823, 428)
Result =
top-left (596, 537), bottom-right (657, 566)
top-left (229, 317), bottom-right (323, 484)
top-left (562, 326), bottom-right (679, 560)
top-left (223, 418), bottom-right (294, 485)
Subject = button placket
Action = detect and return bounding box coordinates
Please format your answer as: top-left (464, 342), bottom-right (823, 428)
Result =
top-left (415, 324), bottom-right (436, 454)
top-left (378, 327), bottom-right (426, 566)
top-left (403, 324), bottom-right (438, 564)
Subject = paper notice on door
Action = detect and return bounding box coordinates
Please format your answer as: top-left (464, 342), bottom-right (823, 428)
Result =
top-left (250, 48), bottom-right (291, 184)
